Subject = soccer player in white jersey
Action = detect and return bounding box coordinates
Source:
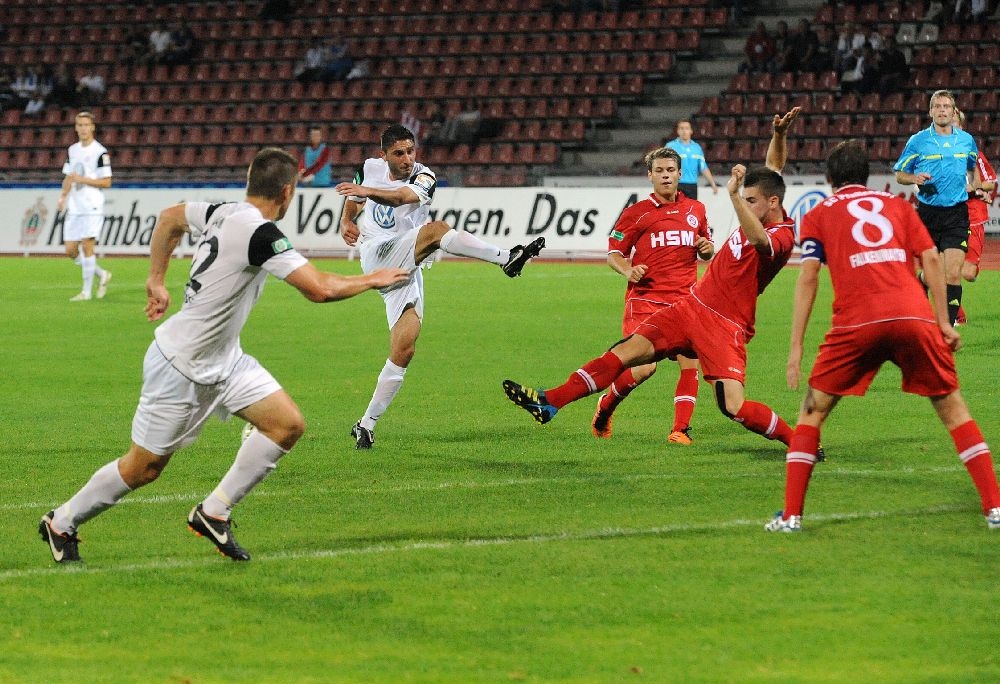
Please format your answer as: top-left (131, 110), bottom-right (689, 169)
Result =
top-left (59, 111), bottom-right (113, 301)
top-left (337, 124), bottom-right (545, 449)
top-left (38, 149), bottom-right (408, 563)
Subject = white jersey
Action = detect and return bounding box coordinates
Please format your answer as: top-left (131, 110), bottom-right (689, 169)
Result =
top-left (154, 201), bottom-right (308, 385)
top-left (61, 140), bottom-right (111, 216)
top-left (352, 158), bottom-right (436, 244)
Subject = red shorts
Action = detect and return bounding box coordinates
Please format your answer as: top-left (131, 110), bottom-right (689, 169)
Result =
top-left (808, 319), bottom-right (958, 397)
top-left (965, 221), bottom-right (984, 268)
top-left (634, 297), bottom-right (748, 383)
top-left (623, 297), bottom-right (675, 336)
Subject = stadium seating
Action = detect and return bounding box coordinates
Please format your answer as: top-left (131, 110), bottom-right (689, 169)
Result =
top-left (0, 0), bottom-right (727, 185)
top-left (696, 0), bottom-right (1000, 172)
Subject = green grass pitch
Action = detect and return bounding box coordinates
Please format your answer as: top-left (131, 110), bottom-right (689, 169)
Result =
top-left (2, 256), bottom-right (999, 682)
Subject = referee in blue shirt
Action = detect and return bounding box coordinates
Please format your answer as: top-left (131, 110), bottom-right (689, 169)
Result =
top-left (665, 120), bottom-right (718, 200)
top-left (893, 89), bottom-right (978, 326)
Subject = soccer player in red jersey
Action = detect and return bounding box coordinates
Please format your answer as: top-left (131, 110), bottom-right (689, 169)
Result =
top-left (593, 108), bottom-right (800, 444)
top-left (768, 140), bottom-right (1000, 532)
top-left (955, 109), bottom-right (997, 324)
top-left (504, 159), bottom-right (798, 449)
top-left (591, 146), bottom-right (715, 444)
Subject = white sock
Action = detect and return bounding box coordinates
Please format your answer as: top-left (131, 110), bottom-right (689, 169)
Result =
top-left (439, 229), bottom-right (509, 265)
top-left (94, 261), bottom-right (106, 278)
top-left (201, 429), bottom-right (287, 520)
top-left (53, 460), bottom-right (132, 534)
top-left (81, 255), bottom-right (96, 293)
top-left (361, 359), bottom-right (407, 430)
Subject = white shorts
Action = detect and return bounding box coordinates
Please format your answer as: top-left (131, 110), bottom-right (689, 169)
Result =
top-left (64, 214), bottom-right (104, 242)
top-left (131, 343), bottom-right (282, 456)
top-left (360, 231), bottom-right (424, 329)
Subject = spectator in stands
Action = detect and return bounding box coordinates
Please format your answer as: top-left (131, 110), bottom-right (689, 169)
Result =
top-left (664, 119), bottom-right (718, 200)
top-left (786, 18), bottom-right (819, 73)
top-left (422, 106), bottom-right (447, 147)
top-left (0, 67), bottom-right (16, 111)
top-left (876, 36), bottom-right (909, 96)
top-left (148, 22), bottom-right (172, 64)
top-left (295, 40), bottom-right (326, 84)
top-left (811, 24), bottom-right (836, 73)
top-left (124, 27), bottom-right (150, 65)
top-left (24, 93), bottom-right (46, 117)
top-left (440, 99), bottom-right (482, 144)
top-left (866, 27), bottom-right (885, 53)
top-left (298, 127), bottom-right (333, 187)
top-left (76, 67), bottom-right (106, 106)
top-left (164, 21), bottom-right (196, 66)
top-left (50, 64), bottom-right (78, 108)
top-left (769, 20), bottom-right (793, 73)
top-left (840, 44), bottom-right (878, 94)
top-left (741, 21), bottom-right (775, 74)
top-left (345, 59), bottom-right (370, 81)
top-left (11, 67), bottom-right (39, 108)
top-left (321, 37), bottom-right (354, 83)
top-left (833, 22), bottom-right (866, 76)
top-left (953, 0), bottom-right (988, 23)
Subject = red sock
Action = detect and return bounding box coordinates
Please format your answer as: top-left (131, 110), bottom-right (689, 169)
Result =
top-left (671, 368), bottom-right (699, 432)
top-left (783, 424), bottom-right (820, 517)
top-left (951, 420), bottom-right (1000, 512)
top-left (599, 367), bottom-right (648, 413)
top-left (733, 400), bottom-right (793, 445)
top-left (546, 351), bottom-right (625, 409)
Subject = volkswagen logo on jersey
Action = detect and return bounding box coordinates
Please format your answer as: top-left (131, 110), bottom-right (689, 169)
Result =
top-left (373, 204), bottom-right (396, 229)
top-left (789, 190), bottom-right (827, 240)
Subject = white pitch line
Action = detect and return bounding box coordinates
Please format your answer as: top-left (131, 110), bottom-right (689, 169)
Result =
top-left (0, 503), bottom-right (972, 582)
top-left (0, 464), bottom-right (967, 512)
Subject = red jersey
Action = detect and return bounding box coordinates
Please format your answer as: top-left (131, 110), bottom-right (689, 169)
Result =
top-left (608, 192), bottom-right (711, 304)
top-left (799, 184), bottom-right (935, 328)
top-left (690, 215), bottom-right (795, 339)
top-left (969, 152), bottom-right (997, 226)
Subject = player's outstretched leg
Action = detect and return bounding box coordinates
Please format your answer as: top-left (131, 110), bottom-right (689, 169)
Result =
top-left (502, 380), bottom-right (558, 424)
top-left (187, 504), bottom-right (251, 561)
top-left (502, 237), bottom-right (545, 277)
top-left (38, 511), bottom-right (82, 563)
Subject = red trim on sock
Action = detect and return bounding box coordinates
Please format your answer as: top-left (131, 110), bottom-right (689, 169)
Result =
top-left (546, 351), bottom-right (624, 408)
top-left (784, 424), bottom-right (820, 517)
top-left (951, 420), bottom-right (1000, 512)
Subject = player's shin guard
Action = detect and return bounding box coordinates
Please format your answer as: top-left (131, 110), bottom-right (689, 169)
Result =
top-left (783, 424), bottom-right (820, 517)
top-left (672, 368), bottom-right (699, 432)
top-left (546, 351), bottom-right (624, 409)
top-left (54, 459), bottom-right (132, 534)
top-left (439, 229), bottom-right (506, 265)
top-left (598, 367), bottom-right (650, 414)
top-left (362, 359), bottom-right (407, 430)
top-left (733, 400), bottom-right (793, 445)
top-left (203, 429), bottom-right (288, 519)
top-left (946, 283), bottom-right (962, 326)
top-left (951, 420), bottom-right (1000, 513)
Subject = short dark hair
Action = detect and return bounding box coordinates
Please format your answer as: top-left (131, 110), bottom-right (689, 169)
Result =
top-left (381, 124), bottom-right (415, 151)
top-left (246, 147), bottom-right (298, 199)
top-left (645, 147), bottom-right (682, 172)
top-left (825, 139), bottom-right (869, 188)
top-left (743, 166), bottom-right (785, 202)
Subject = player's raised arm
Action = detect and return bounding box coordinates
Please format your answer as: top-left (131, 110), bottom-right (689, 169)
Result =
top-left (765, 106), bottom-right (800, 173)
top-left (727, 164), bottom-right (769, 248)
top-left (145, 203), bottom-right (191, 321)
